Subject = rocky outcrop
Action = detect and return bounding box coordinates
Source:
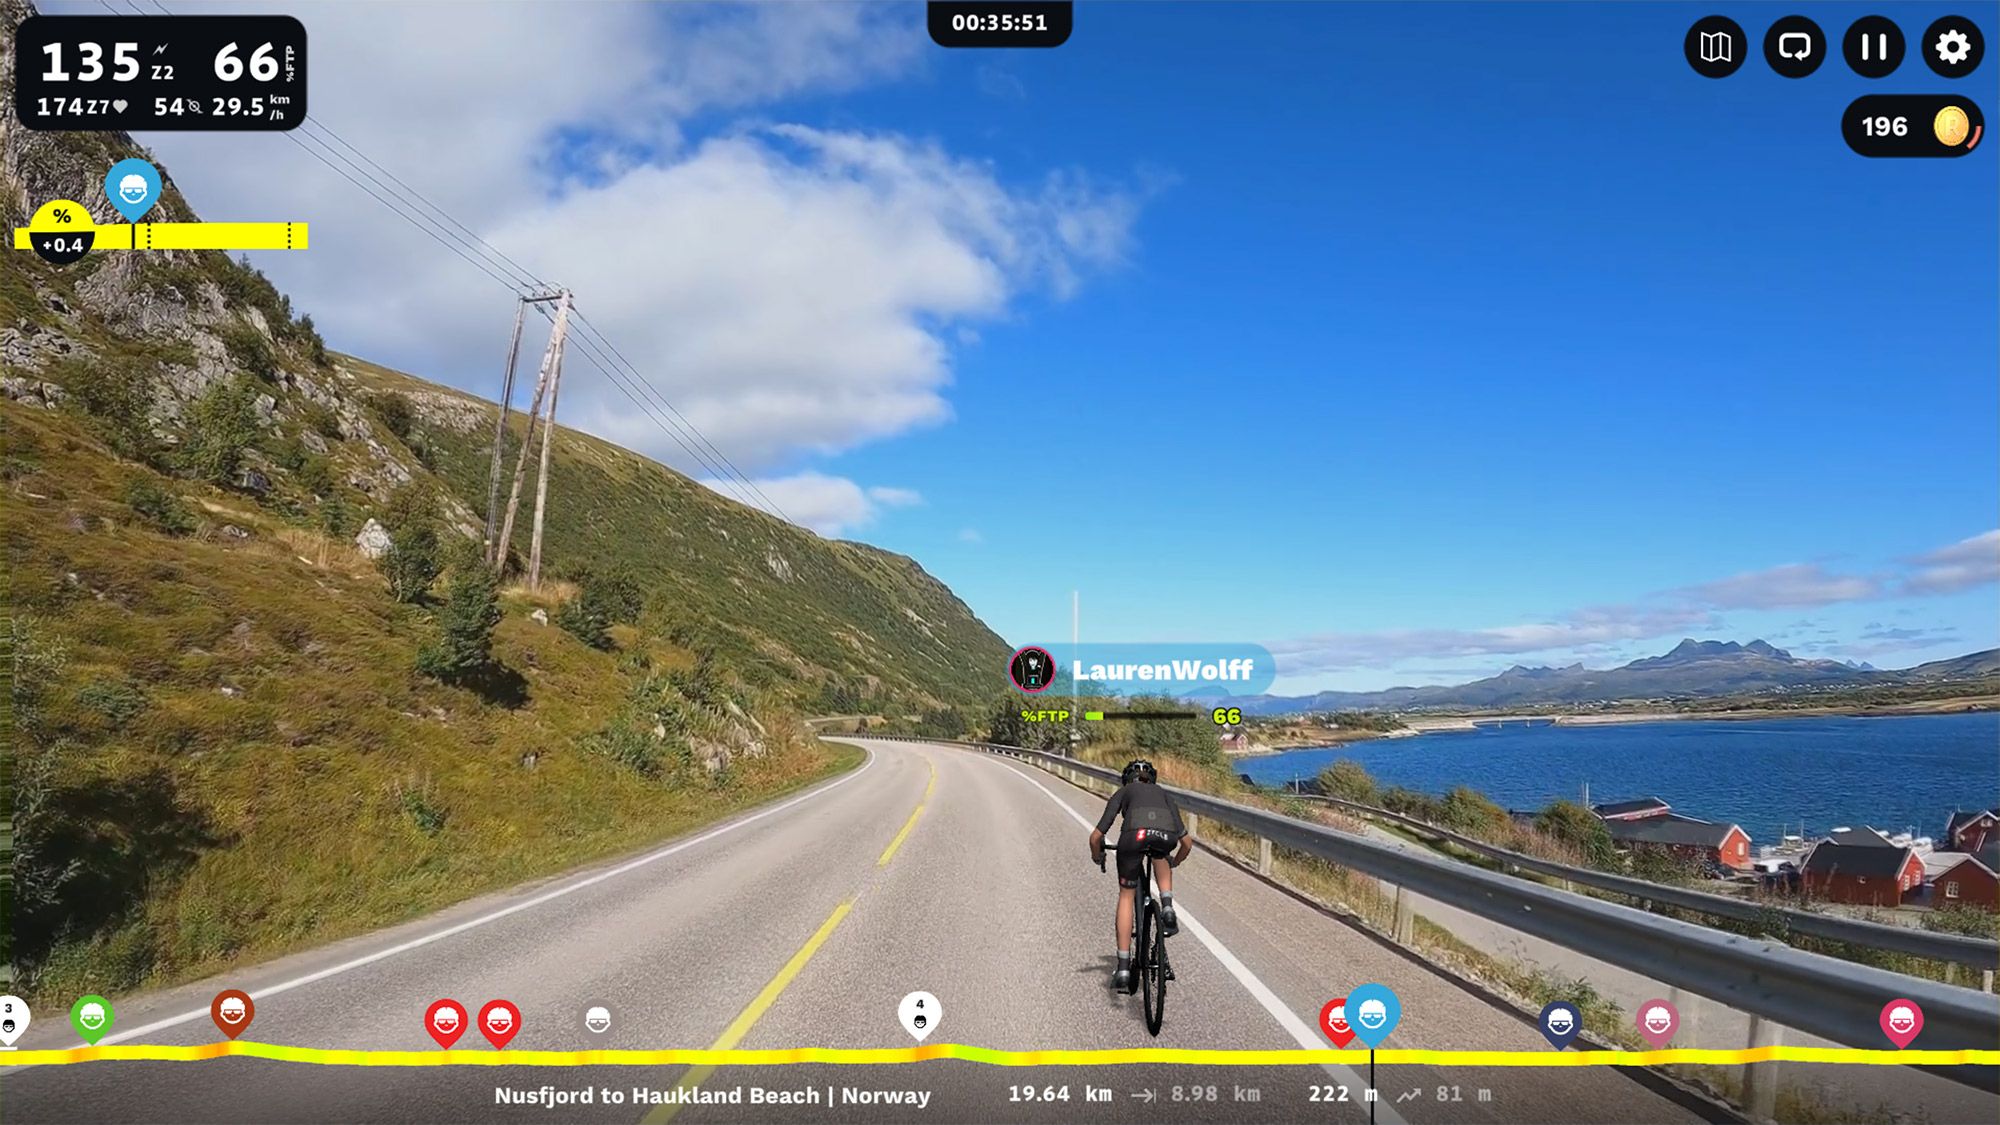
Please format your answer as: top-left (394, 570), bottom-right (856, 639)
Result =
top-left (354, 519), bottom-right (393, 559)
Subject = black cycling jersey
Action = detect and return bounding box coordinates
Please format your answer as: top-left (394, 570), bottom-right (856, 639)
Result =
top-left (1096, 781), bottom-right (1184, 836)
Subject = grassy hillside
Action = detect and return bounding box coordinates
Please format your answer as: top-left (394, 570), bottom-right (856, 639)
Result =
top-left (1, 27), bottom-right (1006, 1001)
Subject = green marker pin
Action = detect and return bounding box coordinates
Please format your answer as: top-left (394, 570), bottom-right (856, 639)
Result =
top-left (70, 994), bottom-right (114, 1044)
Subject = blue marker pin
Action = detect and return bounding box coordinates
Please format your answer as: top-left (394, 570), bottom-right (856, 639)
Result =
top-left (1344, 983), bottom-right (1402, 1048)
top-left (105, 159), bottom-right (162, 223)
top-left (1538, 1000), bottom-right (1582, 1050)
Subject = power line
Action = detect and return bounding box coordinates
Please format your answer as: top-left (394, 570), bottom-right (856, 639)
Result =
top-left (527, 303), bottom-right (771, 513)
top-left (117, 0), bottom-right (788, 522)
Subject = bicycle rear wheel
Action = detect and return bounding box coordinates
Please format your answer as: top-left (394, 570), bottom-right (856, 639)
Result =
top-left (1141, 899), bottom-right (1167, 1035)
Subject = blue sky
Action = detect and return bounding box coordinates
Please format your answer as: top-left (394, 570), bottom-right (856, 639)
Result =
top-left (137, 2), bottom-right (1998, 692)
top-left (822, 2), bottom-right (2000, 688)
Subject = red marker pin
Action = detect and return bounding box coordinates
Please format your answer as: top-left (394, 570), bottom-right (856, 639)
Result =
top-left (1319, 997), bottom-right (1357, 1048)
top-left (1880, 999), bottom-right (1923, 1049)
top-left (425, 999), bottom-right (467, 1049)
top-left (209, 989), bottom-right (255, 1040)
top-left (478, 999), bottom-right (521, 1049)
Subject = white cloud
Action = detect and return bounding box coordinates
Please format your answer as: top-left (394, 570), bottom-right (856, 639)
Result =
top-left (1265, 528), bottom-right (1999, 675)
top-left (1675, 562), bottom-right (1882, 610)
top-left (1267, 605), bottom-right (1719, 675)
top-left (957, 528), bottom-right (984, 544)
top-left (867, 486), bottom-right (924, 508)
top-left (1901, 530), bottom-right (2000, 596)
top-left (699, 471), bottom-right (920, 537)
top-left (130, 1), bottom-right (1141, 496)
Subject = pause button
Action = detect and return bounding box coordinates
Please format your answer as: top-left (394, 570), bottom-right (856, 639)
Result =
top-left (1844, 15), bottom-right (1905, 78)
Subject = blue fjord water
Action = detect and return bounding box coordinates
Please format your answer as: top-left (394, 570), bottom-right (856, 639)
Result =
top-left (1237, 711), bottom-right (2000, 845)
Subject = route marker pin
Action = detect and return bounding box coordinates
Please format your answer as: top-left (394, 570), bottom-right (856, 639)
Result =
top-left (1880, 999), bottom-right (1923, 1049)
top-left (1538, 1001), bottom-right (1581, 1050)
top-left (1344, 983), bottom-right (1401, 1048)
top-left (0, 995), bottom-right (30, 1048)
top-left (898, 991), bottom-right (940, 1042)
top-left (1319, 997), bottom-right (1356, 1048)
top-left (1635, 998), bottom-right (1679, 1047)
top-left (424, 999), bottom-right (467, 1049)
top-left (70, 994), bottom-right (114, 1045)
top-left (210, 989), bottom-right (255, 1040)
top-left (104, 158), bottom-right (162, 223)
top-left (478, 999), bottom-right (521, 1049)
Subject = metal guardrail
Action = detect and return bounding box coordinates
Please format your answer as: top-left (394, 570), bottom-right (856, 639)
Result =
top-left (843, 735), bottom-right (2000, 1090)
top-left (1276, 789), bottom-right (2000, 970)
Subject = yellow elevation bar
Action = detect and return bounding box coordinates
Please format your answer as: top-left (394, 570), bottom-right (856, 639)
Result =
top-left (13, 222), bottom-right (308, 252)
top-left (6, 1043), bottom-right (1996, 1069)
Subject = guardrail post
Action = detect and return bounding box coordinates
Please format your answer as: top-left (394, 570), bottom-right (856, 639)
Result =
top-left (1392, 884), bottom-right (1415, 944)
top-left (1668, 986), bottom-right (1698, 1050)
top-left (1739, 1014), bottom-right (1782, 1121)
top-left (1984, 969), bottom-right (1995, 994)
top-left (1257, 836), bottom-right (1274, 877)
top-left (1186, 812), bottom-right (1199, 839)
top-left (1945, 962), bottom-right (1959, 986)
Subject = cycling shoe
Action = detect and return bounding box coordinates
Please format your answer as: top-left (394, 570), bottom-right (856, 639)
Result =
top-left (1112, 967), bottom-right (1133, 992)
top-left (1159, 904), bottom-right (1180, 937)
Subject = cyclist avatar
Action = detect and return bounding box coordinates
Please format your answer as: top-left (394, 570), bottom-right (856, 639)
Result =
top-left (1089, 758), bottom-right (1194, 991)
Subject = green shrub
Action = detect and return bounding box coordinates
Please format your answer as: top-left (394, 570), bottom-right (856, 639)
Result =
top-left (297, 314), bottom-right (329, 366)
top-left (219, 322), bottom-right (276, 382)
top-left (302, 401), bottom-right (341, 438)
top-left (63, 357), bottom-right (158, 462)
top-left (1438, 784), bottom-right (1511, 834)
top-left (75, 678), bottom-right (149, 729)
top-left (585, 722), bottom-right (664, 779)
top-left (180, 378), bottom-right (260, 485)
top-left (122, 476), bottom-right (196, 536)
top-left (369, 392), bottom-right (415, 440)
top-left (1535, 799), bottom-right (1619, 869)
top-left (380, 523), bottom-right (441, 603)
top-left (297, 454), bottom-right (335, 497)
top-left (416, 563), bottom-right (502, 682)
top-left (1317, 759), bottom-right (1378, 804)
top-left (556, 590), bottom-right (613, 650)
top-left (318, 491), bottom-right (351, 537)
top-left (396, 780), bottom-right (447, 836)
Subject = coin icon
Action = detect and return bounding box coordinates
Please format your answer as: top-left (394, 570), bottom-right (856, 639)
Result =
top-left (1935, 104), bottom-right (1971, 146)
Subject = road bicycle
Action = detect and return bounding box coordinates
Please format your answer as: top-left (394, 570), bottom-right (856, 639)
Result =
top-left (1100, 842), bottom-right (1176, 1036)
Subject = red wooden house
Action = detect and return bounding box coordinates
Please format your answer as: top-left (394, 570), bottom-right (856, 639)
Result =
top-left (1800, 840), bottom-right (1925, 907)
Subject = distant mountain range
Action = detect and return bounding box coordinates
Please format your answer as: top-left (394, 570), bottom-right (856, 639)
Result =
top-left (1222, 640), bottom-right (2000, 716)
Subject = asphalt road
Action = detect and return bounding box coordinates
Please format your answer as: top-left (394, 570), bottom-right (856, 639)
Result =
top-left (4, 739), bottom-right (1718, 1124)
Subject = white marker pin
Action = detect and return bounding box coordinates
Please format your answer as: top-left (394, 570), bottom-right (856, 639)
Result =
top-left (898, 991), bottom-right (940, 1042)
top-left (0, 996), bottom-right (29, 1049)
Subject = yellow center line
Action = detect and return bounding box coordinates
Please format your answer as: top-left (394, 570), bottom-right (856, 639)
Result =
top-left (642, 899), bottom-right (855, 1123)
top-left (877, 757), bottom-right (937, 867)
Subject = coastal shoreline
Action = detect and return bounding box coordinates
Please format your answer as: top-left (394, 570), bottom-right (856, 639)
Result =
top-left (1233, 695), bottom-right (1999, 754)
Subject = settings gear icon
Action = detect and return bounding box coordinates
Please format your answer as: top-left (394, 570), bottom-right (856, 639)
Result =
top-left (1936, 28), bottom-right (1973, 66)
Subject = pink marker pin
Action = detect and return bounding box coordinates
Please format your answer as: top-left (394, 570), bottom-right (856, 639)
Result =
top-left (1634, 998), bottom-right (1680, 1047)
top-left (1879, 999), bottom-right (1923, 1049)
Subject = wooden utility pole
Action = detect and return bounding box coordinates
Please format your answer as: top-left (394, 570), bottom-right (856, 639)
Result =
top-left (482, 298), bottom-right (526, 565)
top-left (484, 291), bottom-right (565, 566)
top-left (526, 292), bottom-right (572, 591)
top-left (494, 291), bottom-right (570, 579)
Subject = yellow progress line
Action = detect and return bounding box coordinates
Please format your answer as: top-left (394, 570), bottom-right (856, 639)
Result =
top-left (876, 758), bottom-right (936, 867)
top-left (641, 899), bottom-right (854, 1124)
top-left (7, 1043), bottom-right (1995, 1069)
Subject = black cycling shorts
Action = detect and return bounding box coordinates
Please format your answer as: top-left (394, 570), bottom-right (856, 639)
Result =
top-left (1117, 827), bottom-right (1179, 888)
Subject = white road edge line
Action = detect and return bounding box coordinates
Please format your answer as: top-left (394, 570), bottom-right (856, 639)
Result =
top-left (28, 748), bottom-right (878, 1055)
top-left (989, 752), bottom-right (1408, 1125)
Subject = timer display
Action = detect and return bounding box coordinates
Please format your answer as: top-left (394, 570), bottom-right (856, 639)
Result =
top-left (929, 2), bottom-right (1073, 48)
top-left (13, 14), bottom-right (307, 132)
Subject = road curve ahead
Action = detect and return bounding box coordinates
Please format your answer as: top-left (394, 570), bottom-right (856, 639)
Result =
top-left (4, 739), bottom-right (1713, 1124)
